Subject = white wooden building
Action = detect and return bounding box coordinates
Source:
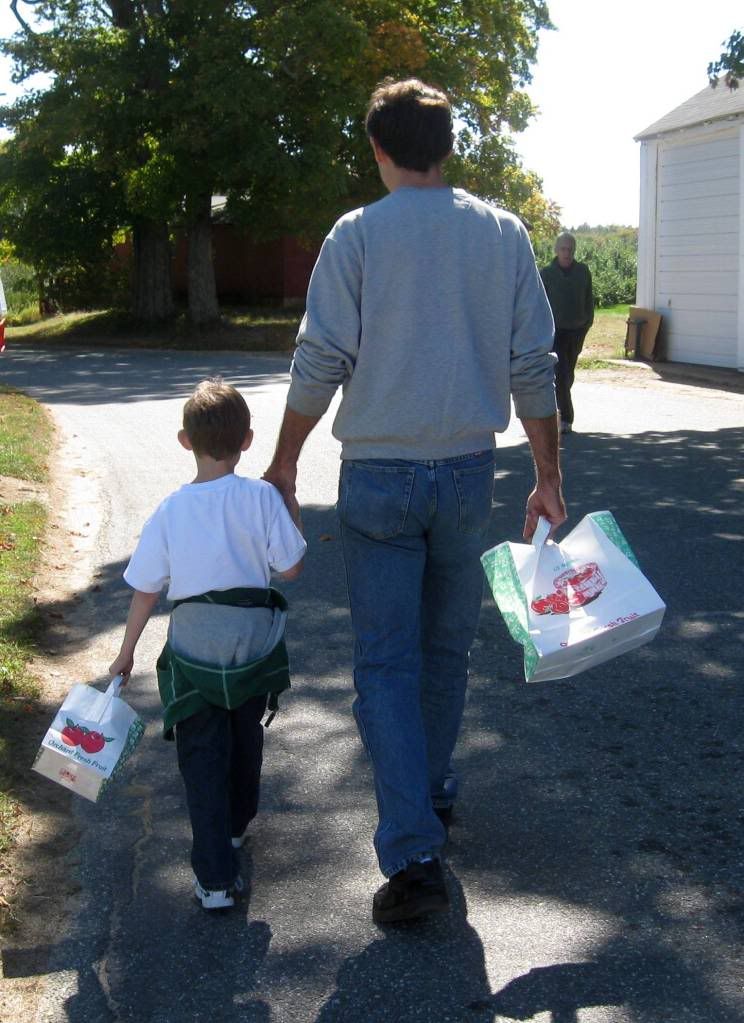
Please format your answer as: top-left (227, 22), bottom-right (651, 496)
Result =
top-left (635, 83), bottom-right (744, 370)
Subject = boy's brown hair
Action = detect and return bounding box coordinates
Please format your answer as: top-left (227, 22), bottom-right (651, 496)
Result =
top-left (365, 78), bottom-right (453, 173)
top-left (182, 378), bottom-right (250, 460)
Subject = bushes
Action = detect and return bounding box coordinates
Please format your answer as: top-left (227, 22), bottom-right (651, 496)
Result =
top-left (42, 257), bottom-right (130, 315)
top-left (0, 255), bottom-right (131, 323)
top-left (533, 228), bottom-right (637, 308)
top-left (0, 259), bottom-right (38, 322)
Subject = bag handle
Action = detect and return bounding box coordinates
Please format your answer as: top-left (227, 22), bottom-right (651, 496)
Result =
top-left (526, 516), bottom-right (553, 604)
top-left (92, 676), bottom-right (125, 723)
top-left (531, 516), bottom-right (552, 551)
top-left (106, 676), bottom-right (125, 699)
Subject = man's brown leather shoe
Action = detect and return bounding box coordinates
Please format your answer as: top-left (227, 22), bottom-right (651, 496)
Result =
top-left (372, 859), bottom-right (449, 924)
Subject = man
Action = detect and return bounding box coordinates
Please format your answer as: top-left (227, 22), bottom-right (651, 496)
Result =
top-left (265, 78), bottom-right (566, 924)
top-left (540, 233), bottom-right (594, 434)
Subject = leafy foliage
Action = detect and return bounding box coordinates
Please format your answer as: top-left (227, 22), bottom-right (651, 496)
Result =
top-left (448, 130), bottom-right (561, 238)
top-left (708, 30), bottom-right (744, 89)
top-left (0, 1), bottom-right (559, 314)
top-left (533, 227), bottom-right (638, 308)
top-left (0, 258), bottom-right (37, 318)
top-left (0, 111), bottom-right (127, 311)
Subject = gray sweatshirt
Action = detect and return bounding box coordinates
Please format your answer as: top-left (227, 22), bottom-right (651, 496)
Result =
top-left (287, 186), bottom-right (557, 460)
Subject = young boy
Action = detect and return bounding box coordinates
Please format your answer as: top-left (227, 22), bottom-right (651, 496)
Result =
top-left (109, 378), bottom-right (306, 910)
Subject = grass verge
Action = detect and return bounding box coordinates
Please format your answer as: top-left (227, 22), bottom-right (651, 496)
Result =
top-left (0, 387), bottom-right (52, 860)
top-left (0, 386), bottom-right (52, 483)
top-left (8, 307), bottom-right (301, 352)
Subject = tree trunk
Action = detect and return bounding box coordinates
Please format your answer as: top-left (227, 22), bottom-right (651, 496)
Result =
top-left (132, 219), bottom-right (173, 322)
top-left (187, 192), bottom-right (219, 326)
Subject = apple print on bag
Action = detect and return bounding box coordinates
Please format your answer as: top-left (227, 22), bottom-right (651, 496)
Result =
top-left (60, 718), bottom-right (114, 752)
top-left (34, 677), bottom-right (146, 801)
top-left (531, 562), bottom-right (607, 616)
top-left (481, 510), bottom-right (666, 684)
top-left (61, 723), bottom-right (85, 746)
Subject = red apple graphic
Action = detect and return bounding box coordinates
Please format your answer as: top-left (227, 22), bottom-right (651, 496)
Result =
top-left (547, 592), bottom-right (570, 615)
top-left (81, 731), bottom-right (106, 754)
top-left (61, 723), bottom-right (84, 746)
top-left (531, 590), bottom-right (572, 615)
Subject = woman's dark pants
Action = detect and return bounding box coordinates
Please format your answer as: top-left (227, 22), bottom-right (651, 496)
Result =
top-left (553, 327), bottom-right (586, 425)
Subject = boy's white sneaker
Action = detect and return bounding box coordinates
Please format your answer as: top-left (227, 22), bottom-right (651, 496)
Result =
top-left (231, 827), bottom-right (250, 849)
top-left (194, 876), bottom-right (243, 910)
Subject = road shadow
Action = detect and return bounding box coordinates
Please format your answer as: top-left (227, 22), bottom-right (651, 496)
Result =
top-left (2, 815), bottom-right (274, 1022)
top-left (313, 869), bottom-right (492, 1022)
top-left (6, 423), bottom-right (744, 1021)
top-left (1, 346), bottom-right (292, 406)
top-left (644, 361), bottom-right (744, 395)
top-left (470, 937), bottom-right (742, 1022)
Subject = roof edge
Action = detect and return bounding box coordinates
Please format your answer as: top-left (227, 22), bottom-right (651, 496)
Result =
top-left (634, 78), bottom-right (744, 141)
top-left (635, 108), bottom-right (744, 142)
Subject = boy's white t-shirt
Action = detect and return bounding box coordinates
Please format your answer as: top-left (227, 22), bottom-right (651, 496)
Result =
top-left (123, 473), bottom-right (306, 600)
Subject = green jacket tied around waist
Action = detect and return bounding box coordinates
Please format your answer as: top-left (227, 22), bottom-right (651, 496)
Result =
top-left (156, 587), bottom-right (290, 740)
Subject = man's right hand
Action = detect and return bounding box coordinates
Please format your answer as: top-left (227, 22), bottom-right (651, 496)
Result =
top-left (519, 414), bottom-right (567, 541)
top-left (108, 652), bottom-right (133, 684)
top-left (263, 406), bottom-right (321, 530)
top-left (523, 480), bottom-right (567, 541)
top-left (263, 462), bottom-right (301, 528)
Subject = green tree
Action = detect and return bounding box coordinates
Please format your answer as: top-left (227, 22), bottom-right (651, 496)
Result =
top-left (214, 2), bottom-right (559, 244)
top-left (2, 2), bottom-right (177, 320)
top-left (0, 134), bottom-right (125, 312)
top-left (448, 131), bottom-right (561, 238)
top-left (1, 1), bottom-right (557, 323)
top-left (708, 30), bottom-right (744, 89)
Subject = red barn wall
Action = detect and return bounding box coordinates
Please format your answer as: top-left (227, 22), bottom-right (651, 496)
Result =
top-left (171, 228), bottom-right (320, 305)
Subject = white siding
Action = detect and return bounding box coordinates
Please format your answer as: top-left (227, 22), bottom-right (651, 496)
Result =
top-left (636, 141), bottom-right (658, 308)
top-left (654, 130), bottom-right (739, 368)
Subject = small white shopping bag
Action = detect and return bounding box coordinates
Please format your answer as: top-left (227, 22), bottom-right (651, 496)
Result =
top-left (32, 677), bottom-right (145, 801)
top-left (481, 511), bottom-right (666, 683)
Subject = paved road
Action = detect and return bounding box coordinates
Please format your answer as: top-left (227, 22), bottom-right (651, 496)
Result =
top-left (2, 345), bottom-right (744, 1023)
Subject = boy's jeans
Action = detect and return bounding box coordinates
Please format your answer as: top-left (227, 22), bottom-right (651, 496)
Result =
top-left (176, 694), bottom-right (268, 890)
top-left (338, 450), bottom-right (495, 878)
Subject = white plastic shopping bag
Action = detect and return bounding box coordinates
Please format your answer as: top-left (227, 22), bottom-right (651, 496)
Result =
top-left (481, 511), bottom-right (666, 683)
top-left (32, 676), bottom-right (145, 801)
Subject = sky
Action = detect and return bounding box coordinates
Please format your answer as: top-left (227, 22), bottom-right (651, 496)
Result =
top-left (0, 2), bottom-right (742, 228)
top-left (514, 0), bottom-right (744, 227)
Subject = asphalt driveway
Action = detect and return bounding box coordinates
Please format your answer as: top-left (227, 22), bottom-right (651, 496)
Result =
top-left (1, 345), bottom-right (743, 1023)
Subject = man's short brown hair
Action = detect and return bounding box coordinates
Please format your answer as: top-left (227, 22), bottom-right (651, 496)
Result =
top-left (182, 378), bottom-right (250, 460)
top-left (365, 78), bottom-right (453, 173)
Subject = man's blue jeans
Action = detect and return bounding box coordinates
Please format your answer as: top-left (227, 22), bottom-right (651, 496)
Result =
top-left (338, 450), bottom-right (495, 878)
